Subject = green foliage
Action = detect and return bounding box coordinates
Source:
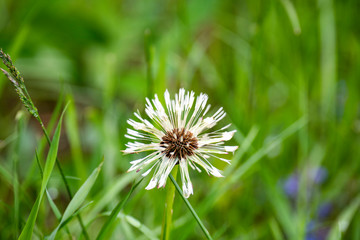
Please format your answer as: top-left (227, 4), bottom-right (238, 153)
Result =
top-left (0, 0), bottom-right (360, 239)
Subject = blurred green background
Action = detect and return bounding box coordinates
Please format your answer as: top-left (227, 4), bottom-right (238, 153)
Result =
top-left (1, 0), bottom-right (360, 239)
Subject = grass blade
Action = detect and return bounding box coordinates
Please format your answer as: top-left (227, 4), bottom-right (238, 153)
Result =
top-left (84, 171), bottom-right (137, 223)
top-left (18, 108), bottom-right (65, 240)
top-left (279, 0), bottom-right (301, 35)
top-left (328, 193), bottom-right (360, 240)
top-left (34, 150), bottom-right (62, 220)
top-left (96, 178), bottom-right (143, 240)
top-left (318, 0), bottom-right (337, 120)
top-left (36, 150), bottom-right (72, 238)
top-left (65, 96), bottom-right (87, 180)
top-left (122, 214), bottom-right (159, 240)
top-left (47, 160), bottom-right (104, 240)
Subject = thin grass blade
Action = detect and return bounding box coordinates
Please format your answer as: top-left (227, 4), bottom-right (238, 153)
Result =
top-left (328, 193), bottom-right (360, 240)
top-left (18, 108), bottom-right (65, 240)
top-left (65, 96), bottom-right (87, 180)
top-left (35, 149), bottom-right (62, 220)
top-left (47, 160), bottom-right (104, 240)
top-left (279, 0), bottom-right (302, 35)
top-left (96, 178), bottom-right (143, 240)
top-left (122, 214), bottom-right (159, 240)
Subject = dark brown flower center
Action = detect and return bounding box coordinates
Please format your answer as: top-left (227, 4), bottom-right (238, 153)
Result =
top-left (160, 128), bottom-right (198, 160)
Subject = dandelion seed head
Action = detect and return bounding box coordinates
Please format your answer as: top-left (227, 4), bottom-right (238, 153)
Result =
top-left (124, 88), bottom-right (238, 198)
top-left (160, 128), bottom-right (198, 161)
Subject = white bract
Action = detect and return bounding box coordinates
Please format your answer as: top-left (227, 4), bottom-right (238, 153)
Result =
top-left (124, 89), bottom-right (238, 198)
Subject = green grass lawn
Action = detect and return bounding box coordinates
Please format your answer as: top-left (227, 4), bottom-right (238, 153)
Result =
top-left (0, 0), bottom-right (360, 239)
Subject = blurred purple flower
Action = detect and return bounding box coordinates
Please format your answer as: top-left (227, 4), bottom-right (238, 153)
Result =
top-left (282, 167), bottom-right (328, 199)
top-left (318, 202), bottom-right (332, 220)
top-left (283, 174), bottom-right (299, 198)
top-left (306, 221), bottom-right (329, 240)
top-left (282, 167), bottom-right (331, 240)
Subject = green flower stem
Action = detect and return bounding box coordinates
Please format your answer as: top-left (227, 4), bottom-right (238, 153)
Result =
top-left (161, 165), bottom-right (178, 240)
top-left (169, 174), bottom-right (213, 240)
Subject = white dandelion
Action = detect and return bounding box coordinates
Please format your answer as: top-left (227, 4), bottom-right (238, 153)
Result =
top-left (124, 89), bottom-right (238, 198)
